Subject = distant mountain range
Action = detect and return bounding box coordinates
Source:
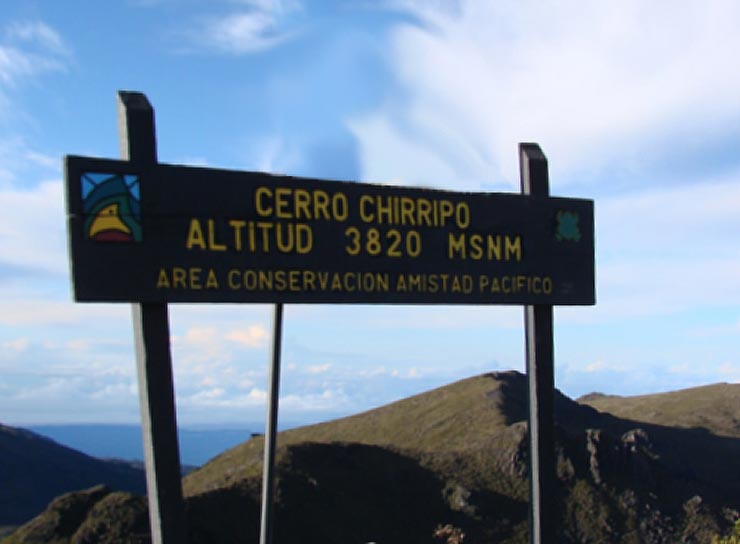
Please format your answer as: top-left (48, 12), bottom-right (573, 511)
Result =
top-left (4, 373), bottom-right (740, 543)
top-left (0, 423), bottom-right (271, 528)
top-left (0, 424), bottom-right (146, 526)
top-left (27, 424), bottom-right (264, 467)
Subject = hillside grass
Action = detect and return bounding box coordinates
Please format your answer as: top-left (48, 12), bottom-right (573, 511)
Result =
top-left (579, 382), bottom-right (740, 438)
top-left (183, 372), bottom-right (525, 496)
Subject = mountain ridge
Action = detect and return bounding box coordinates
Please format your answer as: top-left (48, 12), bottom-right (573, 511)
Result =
top-left (0, 423), bottom-right (146, 526)
top-left (5, 371), bottom-right (740, 543)
top-left (578, 381), bottom-right (740, 439)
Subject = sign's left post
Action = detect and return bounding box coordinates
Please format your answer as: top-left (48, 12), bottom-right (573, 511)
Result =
top-left (117, 91), bottom-right (189, 544)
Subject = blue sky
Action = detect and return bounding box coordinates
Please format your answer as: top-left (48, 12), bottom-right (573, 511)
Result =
top-left (1, 0), bottom-right (738, 427)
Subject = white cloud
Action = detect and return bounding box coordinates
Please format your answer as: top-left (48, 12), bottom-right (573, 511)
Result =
top-left (352, 1), bottom-right (740, 189)
top-left (718, 362), bottom-right (740, 382)
top-left (225, 324), bottom-right (268, 347)
top-left (248, 387), bottom-right (267, 401)
top-left (171, 322), bottom-right (270, 388)
top-left (65, 339), bottom-right (91, 351)
top-left (597, 175), bottom-right (740, 258)
top-left (173, 326), bottom-right (233, 371)
top-left (183, 326), bottom-right (219, 346)
top-left (0, 136), bottom-right (61, 187)
top-left (193, 387), bottom-right (226, 400)
top-left (181, 386), bottom-right (268, 409)
top-left (237, 377), bottom-right (255, 389)
top-left (207, 12), bottom-right (285, 53)
top-left (359, 366), bottom-right (388, 377)
top-left (669, 363), bottom-right (690, 374)
top-left (249, 136), bottom-right (308, 177)
top-left (12, 375), bottom-right (87, 401)
top-left (665, 361), bottom-right (740, 384)
top-left (238, 0), bottom-right (300, 11)
top-left (585, 360), bottom-right (623, 373)
top-left (0, 20), bottom-right (70, 88)
top-left (187, 1), bottom-right (302, 55)
top-left (89, 382), bottom-right (138, 401)
top-left (304, 363), bottom-right (331, 374)
top-left (590, 173), bottom-right (740, 317)
top-left (167, 320), bottom-right (272, 404)
top-left (0, 180), bottom-right (68, 276)
top-left (0, 298), bottom-right (127, 327)
top-left (347, 115), bottom-right (461, 188)
top-left (280, 388), bottom-right (350, 412)
top-left (2, 337), bottom-right (29, 353)
top-left (348, 0), bottom-right (740, 324)
top-left (686, 321), bottom-right (740, 338)
top-left (6, 21), bottom-right (70, 57)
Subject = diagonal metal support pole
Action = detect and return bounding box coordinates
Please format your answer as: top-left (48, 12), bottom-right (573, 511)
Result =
top-left (260, 303), bottom-right (284, 544)
top-left (520, 143), bottom-right (557, 544)
top-left (118, 91), bottom-right (188, 544)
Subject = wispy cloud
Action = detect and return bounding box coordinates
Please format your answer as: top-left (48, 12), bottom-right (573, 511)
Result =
top-left (0, 20), bottom-right (71, 88)
top-left (348, 0), bottom-right (740, 327)
top-left (6, 21), bottom-right (71, 57)
top-left (174, 322), bottom-right (269, 363)
top-left (591, 171), bottom-right (740, 318)
top-left (181, 386), bottom-right (267, 409)
top-left (225, 324), bottom-right (268, 348)
top-left (718, 362), bottom-right (740, 382)
top-left (584, 360), bottom-right (623, 373)
top-left (184, 0), bottom-right (303, 55)
top-left (0, 180), bottom-right (68, 283)
top-left (280, 388), bottom-right (350, 413)
top-left (304, 363), bottom-right (331, 374)
top-left (352, 1), bottom-right (740, 190)
top-left (0, 299), bottom-right (127, 327)
top-left (2, 337), bottom-right (29, 353)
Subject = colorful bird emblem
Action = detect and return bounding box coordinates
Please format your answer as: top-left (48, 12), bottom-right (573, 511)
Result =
top-left (81, 172), bottom-right (142, 242)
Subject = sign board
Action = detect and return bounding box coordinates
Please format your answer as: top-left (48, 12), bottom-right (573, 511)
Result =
top-left (65, 155), bottom-right (594, 305)
top-left (70, 91), bottom-right (585, 544)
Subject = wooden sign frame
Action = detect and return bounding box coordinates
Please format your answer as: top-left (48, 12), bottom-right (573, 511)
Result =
top-left (66, 91), bottom-right (594, 544)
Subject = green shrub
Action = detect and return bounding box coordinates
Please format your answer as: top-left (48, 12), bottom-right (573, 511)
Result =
top-left (713, 519), bottom-right (740, 544)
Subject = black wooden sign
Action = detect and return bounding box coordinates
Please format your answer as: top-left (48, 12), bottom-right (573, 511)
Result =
top-left (65, 155), bottom-right (594, 305)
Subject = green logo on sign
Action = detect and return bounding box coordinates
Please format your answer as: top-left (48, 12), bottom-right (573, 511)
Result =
top-left (555, 211), bottom-right (580, 242)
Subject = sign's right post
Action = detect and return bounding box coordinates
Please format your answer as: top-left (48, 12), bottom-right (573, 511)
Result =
top-left (519, 143), bottom-right (557, 543)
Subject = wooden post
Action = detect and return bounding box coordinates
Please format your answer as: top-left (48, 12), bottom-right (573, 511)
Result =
top-left (519, 143), bottom-right (557, 544)
top-left (118, 91), bottom-right (188, 544)
top-left (260, 303), bottom-right (284, 544)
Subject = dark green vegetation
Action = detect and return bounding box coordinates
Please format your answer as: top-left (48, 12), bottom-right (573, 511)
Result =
top-left (4, 372), bottom-right (740, 543)
top-left (0, 424), bottom-right (146, 526)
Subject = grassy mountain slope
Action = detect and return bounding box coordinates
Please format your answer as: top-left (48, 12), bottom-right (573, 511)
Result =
top-left (0, 424), bottom-right (146, 525)
top-left (183, 371), bottom-right (531, 494)
top-left (579, 382), bottom-right (740, 438)
top-left (5, 372), bottom-right (740, 543)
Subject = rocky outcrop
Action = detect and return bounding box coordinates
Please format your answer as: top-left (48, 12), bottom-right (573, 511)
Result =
top-left (2, 485), bottom-right (149, 544)
top-left (585, 427), bottom-right (658, 487)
